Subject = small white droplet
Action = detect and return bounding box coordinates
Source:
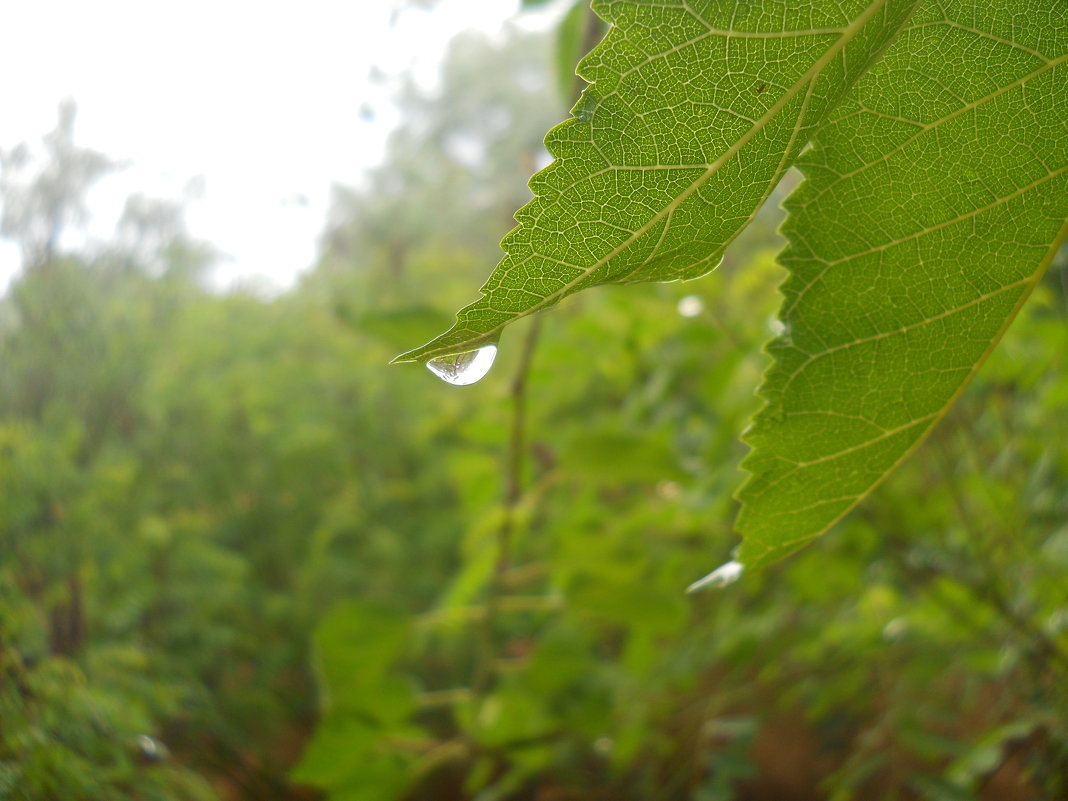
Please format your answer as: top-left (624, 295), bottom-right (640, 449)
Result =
top-left (677, 294), bottom-right (704, 318)
top-left (686, 560), bottom-right (743, 593)
top-left (768, 316), bottom-right (786, 336)
top-left (135, 734), bottom-right (169, 762)
top-left (426, 344), bottom-right (497, 386)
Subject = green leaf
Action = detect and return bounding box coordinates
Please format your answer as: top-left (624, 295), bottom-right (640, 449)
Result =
top-left (310, 601), bottom-right (412, 713)
top-left (396, 0), bottom-right (921, 364)
top-left (736, 0), bottom-right (1068, 567)
top-left (290, 719), bottom-right (382, 785)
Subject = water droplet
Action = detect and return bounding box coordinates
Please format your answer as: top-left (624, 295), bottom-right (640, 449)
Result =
top-left (686, 560), bottom-right (743, 593)
top-left (135, 734), bottom-right (170, 763)
top-left (574, 94), bottom-right (598, 124)
top-left (677, 294), bottom-right (704, 318)
top-left (426, 344), bottom-right (497, 386)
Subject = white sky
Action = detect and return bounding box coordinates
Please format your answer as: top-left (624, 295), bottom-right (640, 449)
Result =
top-left (0, 0), bottom-right (556, 294)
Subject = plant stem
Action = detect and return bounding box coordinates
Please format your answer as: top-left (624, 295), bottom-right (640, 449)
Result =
top-left (473, 314), bottom-right (543, 695)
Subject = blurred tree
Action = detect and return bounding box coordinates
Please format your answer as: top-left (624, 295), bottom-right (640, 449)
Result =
top-left (317, 29), bottom-right (562, 313)
top-left (0, 101), bottom-right (115, 270)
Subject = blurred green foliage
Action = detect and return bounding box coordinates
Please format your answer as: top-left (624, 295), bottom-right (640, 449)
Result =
top-left (2, 13), bottom-right (1067, 801)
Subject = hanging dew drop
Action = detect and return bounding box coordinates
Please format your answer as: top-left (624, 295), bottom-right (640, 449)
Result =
top-left (686, 560), bottom-right (743, 594)
top-left (425, 344), bottom-right (498, 386)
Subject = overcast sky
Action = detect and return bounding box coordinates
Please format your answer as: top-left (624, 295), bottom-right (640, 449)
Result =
top-left (0, 0), bottom-right (560, 293)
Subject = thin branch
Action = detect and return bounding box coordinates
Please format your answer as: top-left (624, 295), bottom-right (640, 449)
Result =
top-left (473, 314), bottom-right (544, 695)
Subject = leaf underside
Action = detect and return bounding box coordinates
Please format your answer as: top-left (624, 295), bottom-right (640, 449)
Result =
top-left (736, 0), bottom-right (1068, 568)
top-left (396, 0), bottom-right (919, 364)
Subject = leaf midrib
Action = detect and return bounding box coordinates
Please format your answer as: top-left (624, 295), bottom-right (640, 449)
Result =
top-left (746, 204), bottom-right (1064, 572)
top-left (791, 53), bottom-right (1068, 225)
top-left (413, 0), bottom-right (892, 361)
